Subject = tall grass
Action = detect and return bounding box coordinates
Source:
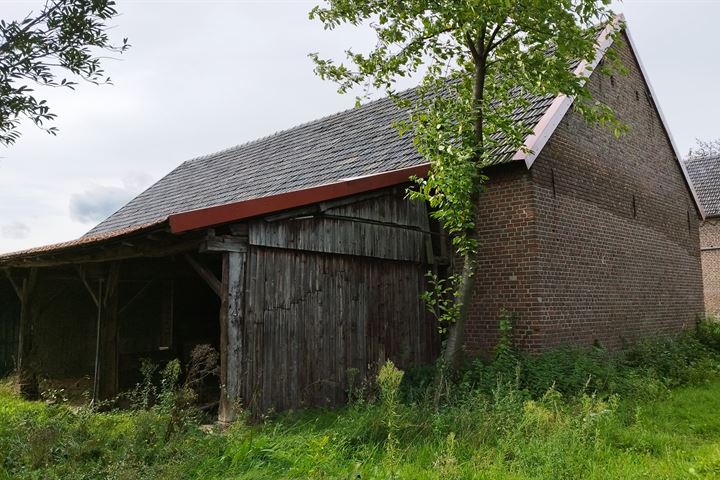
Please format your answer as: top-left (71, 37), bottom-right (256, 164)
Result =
top-left (2, 319), bottom-right (720, 479)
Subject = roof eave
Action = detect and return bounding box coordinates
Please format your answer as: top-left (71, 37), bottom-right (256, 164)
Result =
top-left (167, 163), bottom-right (430, 233)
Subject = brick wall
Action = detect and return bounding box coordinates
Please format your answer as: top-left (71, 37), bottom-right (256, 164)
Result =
top-left (700, 220), bottom-right (720, 316)
top-left (465, 162), bottom-right (541, 353)
top-left (464, 33), bottom-right (704, 354)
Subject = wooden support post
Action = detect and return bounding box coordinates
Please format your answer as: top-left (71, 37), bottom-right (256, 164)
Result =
top-left (99, 263), bottom-right (120, 401)
top-left (219, 250), bottom-right (247, 423)
top-left (17, 268), bottom-right (38, 400)
top-left (77, 263), bottom-right (121, 403)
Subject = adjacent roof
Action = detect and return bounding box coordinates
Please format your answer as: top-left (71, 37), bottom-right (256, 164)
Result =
top-left (686, 155), bottom-right (720, 217)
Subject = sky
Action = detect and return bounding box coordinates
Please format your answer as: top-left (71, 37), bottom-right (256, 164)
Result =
top-left (0, 0), bottom-right (718, 254)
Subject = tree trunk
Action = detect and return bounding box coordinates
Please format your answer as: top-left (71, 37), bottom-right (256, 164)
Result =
top-left (441, 34), bottom-right (486, 370)
top-left (442, 254), bottom-right (475, 369)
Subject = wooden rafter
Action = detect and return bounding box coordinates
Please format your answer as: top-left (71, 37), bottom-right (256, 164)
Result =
top-left (2, 268), bottom-right (22, 300)
top-left (1, 236), bottom-right (203, 269)
top-left (75, 266), bottom-right (99, 307)
top-left (184, 253), bottom-right (221, 297)
top-left (118, 279), bottom-right (155, 315)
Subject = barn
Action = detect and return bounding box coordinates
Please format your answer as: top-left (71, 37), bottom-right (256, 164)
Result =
top-left (0, 22), bottom-right (705, 421)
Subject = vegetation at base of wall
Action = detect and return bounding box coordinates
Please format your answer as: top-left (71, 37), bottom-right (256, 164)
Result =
top-left (3, 320), bottom-right (720, 479)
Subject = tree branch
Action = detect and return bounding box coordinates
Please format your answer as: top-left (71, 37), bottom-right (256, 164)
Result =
top-left (465, 31), bottom-right (481, 64)
top-left (488, 27), bottom-right (521, 53)
top-left (484, 20), bottom-right (504, 54)
top-left (0, 1), bottom-right (63, 53)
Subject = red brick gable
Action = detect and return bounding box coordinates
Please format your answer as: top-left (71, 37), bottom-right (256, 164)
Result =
top-left (464, 32), bottom-right (704, 353)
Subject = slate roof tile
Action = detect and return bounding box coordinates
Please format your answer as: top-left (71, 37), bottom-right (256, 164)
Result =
top-left (686, 155), bottom-right (720, 218)
top-left (87, 89), bottom-right (555, 236)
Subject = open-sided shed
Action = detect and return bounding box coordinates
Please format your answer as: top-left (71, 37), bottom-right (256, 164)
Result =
top-left (0, 176), bottom-right (443, 420)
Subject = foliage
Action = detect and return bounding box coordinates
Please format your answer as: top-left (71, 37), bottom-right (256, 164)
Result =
top-left (421, 272), bottom-right (462, 332)
top-left (121, 344), bottom-right (220, 442)
top-left (687, 138), bottom-right (720, 159)
top-left (3, 322), bottom-right (720, 478)
top-left (309, 2), bottom-right (626, 358)
top-left (0, 0), bottom-right (129, 145)
top-left (377, 359), bottom-right (404, 465)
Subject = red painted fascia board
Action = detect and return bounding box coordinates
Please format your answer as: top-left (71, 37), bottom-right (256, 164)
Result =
top-left (168, 163), bottom-right (430, 233)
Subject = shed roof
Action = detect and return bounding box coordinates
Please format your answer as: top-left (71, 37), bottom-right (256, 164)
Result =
top-left (686, 154), bottom-right (720, 218)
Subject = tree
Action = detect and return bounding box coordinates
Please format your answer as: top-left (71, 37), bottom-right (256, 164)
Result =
top-left (687, 138), bottom-right (720, 159)
top-left (310, 1), bottom-right (625, 368)
top-left (0, 0), bottom-right (128, 146)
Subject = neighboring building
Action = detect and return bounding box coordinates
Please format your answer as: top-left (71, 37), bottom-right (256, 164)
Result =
top-left (0, 22), bottom-right (705, 419)
top-left (686, 154), bottom-right (720, 316)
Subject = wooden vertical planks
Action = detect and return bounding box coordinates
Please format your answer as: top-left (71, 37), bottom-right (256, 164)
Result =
top-left (219, 250), bottom-right (246, 423)
top-left (232, 189), bottom-right (439, 414)
top-left (242, 245), bottom-right (436, 412)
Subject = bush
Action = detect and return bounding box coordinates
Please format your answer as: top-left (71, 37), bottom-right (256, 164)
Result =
top-left (454, 317), bottom-right (720, 407)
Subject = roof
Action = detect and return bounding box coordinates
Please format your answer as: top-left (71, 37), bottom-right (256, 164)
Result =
top-left (88, 19), bottom-right (621, 237)
top-left (0, 220), bottom-right (166, 266)
top-left (686, 154), bottom-right (720, 217)
top-left (88, 88), bottom-right (556, 237)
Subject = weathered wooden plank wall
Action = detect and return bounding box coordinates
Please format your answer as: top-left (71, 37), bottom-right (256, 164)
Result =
top-left (32, 276), bottom-right (96, 378)
top-left (242, 247), bottom-right (435, 411)
top-left (240, 189), bottom-right (438, 412)
top-left (249, 188), bottom-right (430, 263)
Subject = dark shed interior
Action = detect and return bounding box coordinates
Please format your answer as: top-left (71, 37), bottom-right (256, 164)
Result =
top-left (0, 280), bottom-right (19, 377)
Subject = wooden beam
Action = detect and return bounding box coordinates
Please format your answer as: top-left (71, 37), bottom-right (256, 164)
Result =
top-left (3, 268), bottom-right (22, 300)
top-left (1, 237), bottom-right (203, 269)
top-left (75, 266), bottom-right (99, 307)
top-left (91, 277), bottom-right (104, 406)
top-left (184, 254), bottom-right (221, 297)
top-left (261, 190), bottom-right (390, 223)
top-left (200, 235), bottom-right (248, 254)
top-left (218, 250), bottom-right (247, 423)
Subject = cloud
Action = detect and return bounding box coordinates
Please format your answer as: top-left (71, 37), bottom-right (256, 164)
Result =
top-left (1, 221), bottom-right (30, 239)
top-left (69, 173), bottom-right (154, 224)
top-left (121, 172), bottom-right (154, 192)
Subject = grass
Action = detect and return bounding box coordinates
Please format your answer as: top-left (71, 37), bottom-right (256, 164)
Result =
top-left (3, 322), bottom-right (720, 479)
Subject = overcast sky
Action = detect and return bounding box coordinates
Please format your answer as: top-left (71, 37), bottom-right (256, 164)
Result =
top-left (0, 0), bottom-right (717, 253)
